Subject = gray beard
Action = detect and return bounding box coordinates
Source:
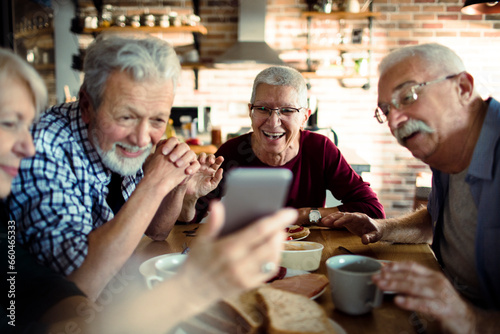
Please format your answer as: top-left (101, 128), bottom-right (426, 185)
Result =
top-left (89, 127), bottom-right (152, 176)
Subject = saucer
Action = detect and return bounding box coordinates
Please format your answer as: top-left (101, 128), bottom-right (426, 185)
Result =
top-left (139, 253), bottom-right (182, 279)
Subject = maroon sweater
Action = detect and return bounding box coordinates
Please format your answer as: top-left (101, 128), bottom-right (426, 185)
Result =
top-left (194, 130), bottom-right (385, 221)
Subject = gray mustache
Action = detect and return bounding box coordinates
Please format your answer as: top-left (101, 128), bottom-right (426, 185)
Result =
top-left (394, 119), bottom-right (434, 146)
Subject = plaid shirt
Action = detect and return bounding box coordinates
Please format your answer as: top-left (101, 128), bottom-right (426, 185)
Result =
top-left (8, 101), bottom-right (143, 275)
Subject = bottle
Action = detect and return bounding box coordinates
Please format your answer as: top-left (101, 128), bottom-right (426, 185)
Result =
top-left (165, 119), bottom-right (176, 138)
top-left (180, 115), bottom-right (192, 139)
top-left (211, 126), bottom-right (222, 147)
top-left (190, 118), bottom-right (198, 139)
top-left (204, 107), bottom-right (212, 133)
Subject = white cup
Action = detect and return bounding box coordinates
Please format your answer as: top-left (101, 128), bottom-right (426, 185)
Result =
top-left (326, 255), bottom-right (383, 315)
top-left (146, 254), bottom-right (187, 289)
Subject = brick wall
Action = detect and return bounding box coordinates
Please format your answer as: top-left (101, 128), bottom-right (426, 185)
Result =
top-left (170, 0), bottom-right (500, 217)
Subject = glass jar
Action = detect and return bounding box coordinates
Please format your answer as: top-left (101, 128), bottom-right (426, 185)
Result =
top-left (115, 15), bottom-right (126, 27)
top-left (85, 16), bottom-right (98, 29)
top-left (159, 15), bottom-right (170, 27)
top-left (100, 5), bottom-right (113, 28)
top-left (188, 14), bottom-right (201, 26)
top-left (130, 15), bottom-right (141, 28)
top-left (169, 12), bottom-right (181, 27)
top-left (143, 14), bottom-right (156, 27)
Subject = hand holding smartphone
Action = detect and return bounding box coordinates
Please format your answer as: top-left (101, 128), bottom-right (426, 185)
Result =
top-left (219, 168), bottom-right (293, 237)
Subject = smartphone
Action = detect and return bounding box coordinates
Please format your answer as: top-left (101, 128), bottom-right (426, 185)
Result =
top-left (219, 168), bottom-right (293, 236)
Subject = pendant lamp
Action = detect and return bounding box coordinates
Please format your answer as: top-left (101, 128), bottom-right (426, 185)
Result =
top-left (461, 0), bottom-right (500, 14)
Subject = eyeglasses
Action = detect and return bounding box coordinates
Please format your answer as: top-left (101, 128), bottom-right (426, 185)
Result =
top-left (374, 73), bottom-right (461, 124)
top-left (250, 105), bottom-right (303, 120)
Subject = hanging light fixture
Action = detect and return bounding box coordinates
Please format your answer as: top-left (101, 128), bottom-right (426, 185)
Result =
top-left (461, 0), bottom-right (500, 14)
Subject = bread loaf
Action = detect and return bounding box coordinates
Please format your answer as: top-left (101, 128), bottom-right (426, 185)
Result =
top-left (219, 289), bottom-right (264, 334)
top-left (195, 302), bottom-right (241, 332)
top-left (175, 278), bottom-right (336, 334)
top-left (256, 286), bottom-right (337, 334)
top-left (177, 315), bottom-right (228, 334)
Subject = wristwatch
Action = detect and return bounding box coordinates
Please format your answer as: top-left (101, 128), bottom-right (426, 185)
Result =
top-left (308, 208), bottom-right (321, 224)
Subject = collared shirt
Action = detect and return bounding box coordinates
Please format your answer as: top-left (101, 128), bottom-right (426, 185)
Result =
top-left (8, 101), bottom-right (143, 276)
top-left (429, 97), bottom-right (500, 310)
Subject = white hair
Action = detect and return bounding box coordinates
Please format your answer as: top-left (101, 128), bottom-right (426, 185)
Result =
top-left (250, 66), bottom-right (308, 108)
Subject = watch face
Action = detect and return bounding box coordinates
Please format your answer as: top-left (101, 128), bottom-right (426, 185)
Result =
top-left (309, 210), bottom-right (321, 222)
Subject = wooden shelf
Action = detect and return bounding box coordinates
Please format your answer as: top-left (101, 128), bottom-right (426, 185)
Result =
top-left (301, 71), bottom-right (372, 79)
top-left (34, 63), bottom-right (55, 71)
top-left (181, 62), bottom-right (212, 70)
top-left (304, 44), bottom-right (372, 52)
top-left (81, 25), bottom-right (207, 35)
top-left (14, 27), bottom-right (54, 39)
top-left (301, 11), bottom-right (381, 20)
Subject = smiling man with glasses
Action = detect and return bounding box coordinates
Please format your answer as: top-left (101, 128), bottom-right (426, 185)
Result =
top-left (374, 72), bottom-right (462, 124)
top-left (321, 43), bottom-right (500, 333)
top-left (183, 65), bottom-right (385, 227)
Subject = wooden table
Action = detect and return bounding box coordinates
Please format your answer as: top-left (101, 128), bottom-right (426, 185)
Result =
top-left (127, 224), bottom-right (443, 334)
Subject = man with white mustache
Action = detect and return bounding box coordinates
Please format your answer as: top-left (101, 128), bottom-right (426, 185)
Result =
top-left (393, 118), bottom-right (434, 147)
top-left (8, 35), bottom-right (223, 301)
top-left (321, 43), bottom-right (500, 333)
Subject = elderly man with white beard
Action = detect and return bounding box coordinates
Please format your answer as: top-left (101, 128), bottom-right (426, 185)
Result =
top-left (8, 35), bottom-right (223, 301)
top-left (321, 43), bottom-right (500, 333)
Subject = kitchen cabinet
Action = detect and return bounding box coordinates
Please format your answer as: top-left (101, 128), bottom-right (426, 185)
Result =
top-left (300, 10), bottom-right (381, 85)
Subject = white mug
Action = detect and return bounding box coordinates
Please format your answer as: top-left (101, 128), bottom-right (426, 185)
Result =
top-left (326, 255), bottom-right (383, 315)
top-left (146, 254), bottom-right (187, 289)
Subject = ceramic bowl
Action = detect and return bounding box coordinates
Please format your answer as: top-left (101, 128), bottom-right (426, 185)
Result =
top-left (280, 241), bottom-right (324, 271)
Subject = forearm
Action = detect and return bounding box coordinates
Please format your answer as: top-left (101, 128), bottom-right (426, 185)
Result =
top-left (145, 185), bottom-right (188, 240)
top-left (101, 274), bottom-right (218, 334)
top-left (380, 207), bottom-right (433, 244)
top-left (178, 194), bottom-right (198, 222)
top-left (68, 179), bottom-right (172, 300)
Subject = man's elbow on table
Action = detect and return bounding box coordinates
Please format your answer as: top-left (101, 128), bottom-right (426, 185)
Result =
top-left (145, 225), bottom-right (172, 241)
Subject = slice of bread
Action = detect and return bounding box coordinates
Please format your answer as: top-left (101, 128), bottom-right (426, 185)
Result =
top-left (196, 302), bottom-right (240, 332)
top-left (177, 315), bottom-right (229, 334)
top-left (256, 286), bottom-right (337, 334)
top-left (219, 289), bottom-right (265, 334)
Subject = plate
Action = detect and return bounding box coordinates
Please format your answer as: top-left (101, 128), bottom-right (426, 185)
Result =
top-left (311, 287), bottom-right (326, 300)
top-left (286, 225), bottom-right (310, 241)
top-left (283, 268), bottom-right (309, 278)
top-left (329, 318), bottom-right (347, 334)
top-left (139, 253), bottom-right (181, 278)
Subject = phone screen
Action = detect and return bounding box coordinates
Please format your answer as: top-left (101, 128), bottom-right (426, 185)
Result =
top-left (219, 168), bottom-right (293, 236)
